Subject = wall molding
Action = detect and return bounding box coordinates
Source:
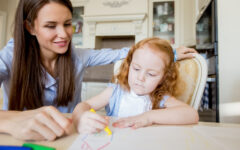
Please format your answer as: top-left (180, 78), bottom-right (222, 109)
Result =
top-left (102, 0), bottom-right (131, 8)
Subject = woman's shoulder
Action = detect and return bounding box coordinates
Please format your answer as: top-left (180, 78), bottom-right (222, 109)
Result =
top-left (0, 39), bottom-right (14, 66)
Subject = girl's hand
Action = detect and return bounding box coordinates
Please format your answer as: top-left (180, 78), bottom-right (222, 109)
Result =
top-left (77, 111), bottom-right (109, 134)
top-left (4, 106), bottom-right (73, 141)
top-left (112, 113), bottom-right (152, 129)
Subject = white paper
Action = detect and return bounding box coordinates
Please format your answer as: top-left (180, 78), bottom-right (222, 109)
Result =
top-left (68, 125), bottom-right (228, 150)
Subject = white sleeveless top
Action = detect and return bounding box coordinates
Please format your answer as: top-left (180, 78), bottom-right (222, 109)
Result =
top-left (118, 90), bottom-right (152, 117)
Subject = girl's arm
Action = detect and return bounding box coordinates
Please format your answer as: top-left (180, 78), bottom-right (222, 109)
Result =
top-left (113, 96), bottom-right (199, 129)
top-left (72, 87), bottom-right (113, 133)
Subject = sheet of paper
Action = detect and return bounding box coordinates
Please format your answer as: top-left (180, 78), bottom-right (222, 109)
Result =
top-left (68, 125), bottom-right (226, 150)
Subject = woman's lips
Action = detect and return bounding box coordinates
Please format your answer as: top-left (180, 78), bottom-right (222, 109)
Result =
top-left (54, 41), bottom-right (68, 47)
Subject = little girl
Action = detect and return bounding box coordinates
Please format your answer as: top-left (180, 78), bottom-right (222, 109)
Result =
top-left (73, 37), bottom-right (199, 133)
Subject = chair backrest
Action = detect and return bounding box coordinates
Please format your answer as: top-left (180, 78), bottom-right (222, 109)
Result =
top-left (113, 54), bottom-right (208, 110)
top-left (174, 54), bottom-right (208, 110)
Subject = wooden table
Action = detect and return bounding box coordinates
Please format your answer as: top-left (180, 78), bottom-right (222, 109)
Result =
top-left (0, 122), bottom-right (240, 150)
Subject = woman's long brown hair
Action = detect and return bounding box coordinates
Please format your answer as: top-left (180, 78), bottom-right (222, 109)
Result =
top-left (113, 37), bottom-right (178, 109)
top-left (9, 0), bottom-right (75, 110)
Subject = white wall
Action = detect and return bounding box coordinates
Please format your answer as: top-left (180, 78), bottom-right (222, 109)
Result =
top-left (5, 0), bottom-right (18, 42)
top-left (0, 0), bottom-right (8, 49)
top-left (218, 0), bottom-right (240, 123)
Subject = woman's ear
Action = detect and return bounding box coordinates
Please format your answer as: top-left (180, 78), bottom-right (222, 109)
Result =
top-left (24, 20), bottom-right (35, 36)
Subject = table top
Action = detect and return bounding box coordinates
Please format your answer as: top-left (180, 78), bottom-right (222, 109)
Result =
top-left (0, 122), bottom-right (240, 150)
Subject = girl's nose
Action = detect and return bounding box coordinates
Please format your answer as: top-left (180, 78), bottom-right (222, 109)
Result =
top-left (137, 72), bottom-right (145, 82)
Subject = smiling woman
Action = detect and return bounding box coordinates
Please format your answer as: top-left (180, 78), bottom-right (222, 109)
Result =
top-left (0, 0), bottom-right (129, 141)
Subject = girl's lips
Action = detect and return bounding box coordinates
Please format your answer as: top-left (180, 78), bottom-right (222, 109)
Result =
top-left (54, 41), bottom-right (68, 47)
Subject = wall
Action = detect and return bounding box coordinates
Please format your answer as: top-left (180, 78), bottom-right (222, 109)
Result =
top-left (0, 0), bottom-right (8, 11)
top-left (6, 0), bottom-right (18, 42)
top-left (0, 0), bottom-right (8, 49)
top-left (218, 0), bottom-right (240, 123)
top-left (0, 0), bottom-right (18, 47)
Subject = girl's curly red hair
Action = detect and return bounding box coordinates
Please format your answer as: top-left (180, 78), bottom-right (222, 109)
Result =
top-left (112, 37), bottom-right (178, 109)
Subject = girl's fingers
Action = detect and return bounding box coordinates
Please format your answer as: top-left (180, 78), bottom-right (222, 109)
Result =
top-left (86, 116), bottom-right (107, 131)
top-left (88, 112), bottom-right (109, 125)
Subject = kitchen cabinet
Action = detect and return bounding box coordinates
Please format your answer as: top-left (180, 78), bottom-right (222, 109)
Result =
top-left (149, 0), bottom-right (196, 47)
top-left (72, 7), bottom-right (84, 48)
top-left (196, 0), bottom-right (211, 22)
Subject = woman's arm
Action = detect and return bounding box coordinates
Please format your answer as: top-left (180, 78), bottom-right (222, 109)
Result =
top-left (72, 87), bottom-right (113, 133)
top-left (0, 106), bottom-right (73, 141)
top-left (113, 96), bottom-right (199, 129)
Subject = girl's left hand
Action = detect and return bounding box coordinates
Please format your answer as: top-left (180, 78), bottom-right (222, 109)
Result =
top-left (112, 114), bottom-right (152, 129)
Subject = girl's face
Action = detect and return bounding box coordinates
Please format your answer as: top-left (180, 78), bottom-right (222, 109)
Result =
top-left (30, 2), bottom-right (73, 59)
top-left (128, 45), bottom-right (170, 95)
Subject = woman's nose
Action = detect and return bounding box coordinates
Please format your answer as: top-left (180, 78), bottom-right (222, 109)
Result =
top-left (57, 26), bottom-right (67, 38)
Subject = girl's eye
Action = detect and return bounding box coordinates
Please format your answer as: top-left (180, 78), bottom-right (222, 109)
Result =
top-left (133, 67), bottom-right (140, 71)
top-left (147, 73), bottom-right (156, 77)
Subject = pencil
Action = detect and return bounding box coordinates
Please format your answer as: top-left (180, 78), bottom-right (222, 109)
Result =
top-left (90, 108), bottom-right (112, 135)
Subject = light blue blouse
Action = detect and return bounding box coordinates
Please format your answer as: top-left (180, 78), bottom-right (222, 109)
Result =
top-left (0, 39), bottom-right (129, 113)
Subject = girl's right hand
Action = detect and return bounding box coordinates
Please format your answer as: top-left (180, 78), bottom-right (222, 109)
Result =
top-left (3, 106), bottom-right (73, 141)
top-left (77, 111), bottom-right (108, 134)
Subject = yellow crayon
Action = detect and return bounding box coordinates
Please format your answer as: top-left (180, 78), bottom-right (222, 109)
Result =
top-left (90, 108), bottom-right (112, 135)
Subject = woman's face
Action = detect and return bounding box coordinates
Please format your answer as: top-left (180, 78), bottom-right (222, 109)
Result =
top-left (31, 2), bottom-right (73, 59)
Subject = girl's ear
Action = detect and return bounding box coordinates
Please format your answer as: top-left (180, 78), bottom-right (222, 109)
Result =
top-left (24, 20), bottom-right (36, 36)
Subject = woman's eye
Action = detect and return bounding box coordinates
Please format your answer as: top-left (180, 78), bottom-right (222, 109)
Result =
top-left (64, 23), bottom-right (72, 27)
top-left (46, 25), bottom-right (55, 29)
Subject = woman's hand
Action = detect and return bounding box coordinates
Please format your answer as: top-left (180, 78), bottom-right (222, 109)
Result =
top-left (76, 111), bottom-right (109, 134)
top-left (2, 106), bottom-right (73, 141)
top-left (112, 113), bottom-right (152, 129)
top-left (176, 46), bottom-right (197, 61)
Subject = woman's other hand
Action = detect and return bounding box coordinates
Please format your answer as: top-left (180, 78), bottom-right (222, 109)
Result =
top-left (2, 106), bottom-right (73, 141)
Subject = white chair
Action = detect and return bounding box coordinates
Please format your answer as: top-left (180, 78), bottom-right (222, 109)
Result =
top-left (114, 54), bottom-right (208, 110)
top-left (174, 54), bottom-right (208, 110)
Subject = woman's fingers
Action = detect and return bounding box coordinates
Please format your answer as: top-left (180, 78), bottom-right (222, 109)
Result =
top-left (36, 111), bottom-right (64, 137)
top-left (29, 119), bottom-right (57, 141)
top-left (43, 106), bottom-right (72, 133)
top-left (176, 46), bottom-right (198, 60)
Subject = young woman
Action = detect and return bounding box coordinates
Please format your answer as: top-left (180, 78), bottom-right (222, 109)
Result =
top-left (73, 38), bottom-right (198, 134)
top-left (0, 0), bottom-right (196, 141)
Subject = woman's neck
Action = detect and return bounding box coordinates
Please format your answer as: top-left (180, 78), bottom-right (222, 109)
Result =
top-left (40, 51), bottom-right (58, 77)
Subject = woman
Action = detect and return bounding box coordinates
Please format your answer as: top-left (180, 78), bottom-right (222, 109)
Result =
top-left (0, 0), bottom-right (196, 141)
